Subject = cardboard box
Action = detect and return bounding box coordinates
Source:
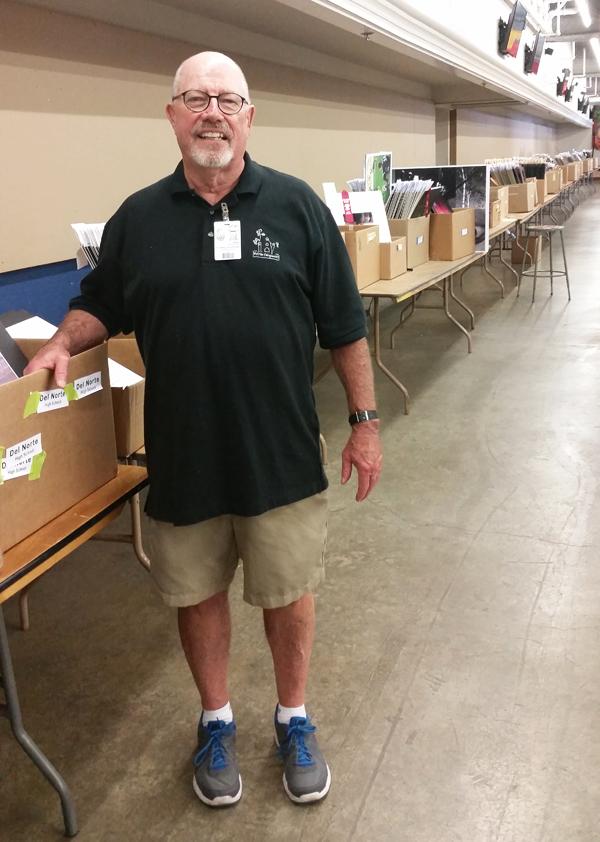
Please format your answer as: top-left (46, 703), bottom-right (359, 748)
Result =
top-left (490, 185), bottom-right (510, 220)
top-left (490, 200), bottom-right (502, 229)
top-left (0, 342), bottom-right (117, 551)
top-left (536, 177), bottom-right (548, 204)
top-left (338, 224), bottom-right (380, 289)
top-left (546, 169), bottom-right (562, 194)
top-left (379, 237), bottom-right (407, 280)
top-left (511, 235), bottom-right (541, 265)
top-left (583, 158), bottom-right (593, 174)
top-left (508, 181), bottom-right (537, 213)
top-left (566, 163), bottom-right (578, 182)
top-left (388, 216), bottom-right (430, 269)
top-left (428, 208), bottom-right (476, 262)
top-left (107, 337), bottom-right (145, 458)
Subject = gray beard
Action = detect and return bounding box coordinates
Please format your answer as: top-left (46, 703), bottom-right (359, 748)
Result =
top-left (190, 146), bottom-right (234, 169)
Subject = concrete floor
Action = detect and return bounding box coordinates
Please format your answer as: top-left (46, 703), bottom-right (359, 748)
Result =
top-left (2, 187), bottom-right (600, 842)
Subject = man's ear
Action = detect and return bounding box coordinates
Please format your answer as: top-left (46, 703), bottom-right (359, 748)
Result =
top-left (166, 102), bottom-right (176, 128)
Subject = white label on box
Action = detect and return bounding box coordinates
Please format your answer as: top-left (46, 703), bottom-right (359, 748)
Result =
top-left (1, 433), bottom-right (43, 481)
top-left (74, 371), bottom-right (102, 399)
top-left (36, 388), bottom-right (70, 413)
top-left (460, 227), bottom-right (468, 236)
top-left (396, 243), bottom-right (403, 252)
top-left (416, 235), bottom-right (424, 245)
top-left (367, 231), bottom-right (377, 242)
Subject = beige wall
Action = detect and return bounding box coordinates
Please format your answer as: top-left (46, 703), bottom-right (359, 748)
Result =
top-left (0, 1), bottom-right (435, 271)
top-left (556, 124), bottom-right (593, 152)
top-left (1, 2), bottom-right (587, 273)
top-left (456, 109), bottom-right (557, 162)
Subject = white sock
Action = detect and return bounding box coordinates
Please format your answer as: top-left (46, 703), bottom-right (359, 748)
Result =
top-left (202, 702), bottom-right (233, 724)
top-left (277, 703), bottom-right (306, 724)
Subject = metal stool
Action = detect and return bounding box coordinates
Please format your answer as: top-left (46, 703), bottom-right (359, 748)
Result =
top-left (517, 223), bottom-right (571, 303)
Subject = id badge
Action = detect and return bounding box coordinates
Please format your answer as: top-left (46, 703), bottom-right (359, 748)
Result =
top-left (213, 220), bottom-right (241, 261)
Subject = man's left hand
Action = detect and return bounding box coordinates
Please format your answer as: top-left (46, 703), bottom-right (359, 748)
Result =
top-left (340, 422), bottom-right (382, 502)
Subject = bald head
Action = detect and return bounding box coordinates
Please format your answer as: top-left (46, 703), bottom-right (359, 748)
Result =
top-left (172, 52), bottom-right (250, 101)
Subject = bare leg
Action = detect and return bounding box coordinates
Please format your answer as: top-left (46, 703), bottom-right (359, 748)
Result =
top-left (263, 593), bottom-right (315, 707)
top-left (178, 590), bottom-right (231, 710)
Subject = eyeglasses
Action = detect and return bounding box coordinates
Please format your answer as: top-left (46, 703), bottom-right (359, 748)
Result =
top-left (172, 90), bottom-right (248, 115)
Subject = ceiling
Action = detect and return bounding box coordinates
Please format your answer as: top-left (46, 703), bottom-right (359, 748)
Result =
top-left (548, 0), bottom-right (600, 79)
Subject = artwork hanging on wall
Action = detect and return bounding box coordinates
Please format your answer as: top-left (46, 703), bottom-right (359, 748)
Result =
top-left (592, 106), bottom-right (600, 153)
top-left (391, 165), bottom-right (490, 252)
top-left (498, 0), bottom-right (527, 57)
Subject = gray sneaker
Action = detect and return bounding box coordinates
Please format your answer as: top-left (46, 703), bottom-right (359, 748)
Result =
top-left (274, 709), bottom-right (331, 804)
top-left (193, 717), bottom-right (242, 807)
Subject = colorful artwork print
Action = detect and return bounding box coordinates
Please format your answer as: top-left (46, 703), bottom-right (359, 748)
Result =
top-left (392, 165), bottom-right (490, 252)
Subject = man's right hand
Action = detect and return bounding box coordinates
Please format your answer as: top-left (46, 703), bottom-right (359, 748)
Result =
top-left (24, 340), bottom-right (71, 388)
top-left (22, 311), bottom-right (109, 388)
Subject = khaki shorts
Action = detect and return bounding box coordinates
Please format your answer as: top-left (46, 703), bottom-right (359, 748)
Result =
top-left (145, 491), bottom-right (328, 609)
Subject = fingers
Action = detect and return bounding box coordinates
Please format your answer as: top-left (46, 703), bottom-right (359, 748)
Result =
top-left (340, 449), bottom-right (353, 485)
top-left (355, 458), bottom-right (382, 502)
top-left (23, 347), bottom-right (70, 389)
top-left (54, 355), bottom-right (70, 389)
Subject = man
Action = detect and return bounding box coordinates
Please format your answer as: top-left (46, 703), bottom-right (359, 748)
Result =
top-left (26, 52), bottom-right (382, 807)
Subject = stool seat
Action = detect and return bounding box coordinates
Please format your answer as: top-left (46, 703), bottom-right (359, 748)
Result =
top-left (526, 224), bottom-right (564, 232)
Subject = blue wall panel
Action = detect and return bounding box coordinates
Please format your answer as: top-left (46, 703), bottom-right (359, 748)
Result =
top-left (0, 260), bottom-right (89, 326)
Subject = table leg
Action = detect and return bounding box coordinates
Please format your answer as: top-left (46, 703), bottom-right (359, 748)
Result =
top-left (448, 273), bottom-right (475, 329)
top-left (496, 233), bottom-right (519, 282)
top-left (481, 252), bottom-right (505, 297)
top-left (443, 276), bottom-right (472, 352)
top-left (0, 606), bottom-right (78, 837)
top-left (373, 298), bottom-right (409, 414)
top-left (389, 297), bottom-right (415, 348)
top-left (129, 493), bottom-right (151, 571)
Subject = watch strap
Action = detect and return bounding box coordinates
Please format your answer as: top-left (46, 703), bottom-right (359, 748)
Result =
top-left (348, 409), bottom-right (379, 425)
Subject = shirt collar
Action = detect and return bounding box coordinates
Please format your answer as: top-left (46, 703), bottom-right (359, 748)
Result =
top-left (169, 152), bottom-right (262, 197)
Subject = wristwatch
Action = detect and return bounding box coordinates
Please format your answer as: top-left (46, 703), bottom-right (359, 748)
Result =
top-left (348, 409), bottom-right (379, 425)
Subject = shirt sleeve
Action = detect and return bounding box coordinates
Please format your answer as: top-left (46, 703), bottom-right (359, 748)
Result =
top-left (69, 208), bottom-right (133, 336)
top-left (309, 198), bottom-right (367, 350)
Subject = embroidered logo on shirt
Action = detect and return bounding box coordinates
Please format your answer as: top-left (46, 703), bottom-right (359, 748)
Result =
top-left (252, 228), bottom-right (280, 261)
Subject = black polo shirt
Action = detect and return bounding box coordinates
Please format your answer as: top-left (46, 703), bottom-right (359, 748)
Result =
top-left (70, 154), bottom-right (366, 524)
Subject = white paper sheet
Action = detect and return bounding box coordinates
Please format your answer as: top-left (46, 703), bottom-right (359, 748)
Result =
top-left (6, 316), bottom-right (57, 340)
top-left (108, 358), bottom-right (143, 388)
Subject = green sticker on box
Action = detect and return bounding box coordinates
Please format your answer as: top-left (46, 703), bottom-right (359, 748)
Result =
top-left (28, 451), bottom-right (46, 481)
top-left (23, 392), bottom-right (41, 418)
top-left (64, 383), bottom-right (78, 402)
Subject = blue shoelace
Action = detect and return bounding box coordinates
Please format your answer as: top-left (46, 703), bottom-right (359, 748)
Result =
top-left (279, 717), bottom-right (316, 767)
top-left (194, 720), bottom-right (235, 771)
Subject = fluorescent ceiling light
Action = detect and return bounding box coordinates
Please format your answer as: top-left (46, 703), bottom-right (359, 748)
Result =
top-left (591, 37), bottom-right (600, 68)
top-left (576, 0), bottom-right (592, 28)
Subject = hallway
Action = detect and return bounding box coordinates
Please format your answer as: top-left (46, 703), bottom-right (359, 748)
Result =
top-left (2, 190), bottom-right (600, 842)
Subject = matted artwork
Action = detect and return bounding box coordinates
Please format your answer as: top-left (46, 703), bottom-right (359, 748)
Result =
top-left (391, 165), bottom-right (490, 252)
top-left (365, 152), bottom-right (393, 205)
